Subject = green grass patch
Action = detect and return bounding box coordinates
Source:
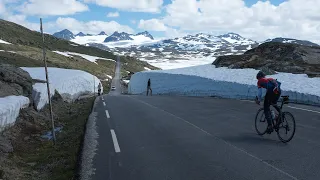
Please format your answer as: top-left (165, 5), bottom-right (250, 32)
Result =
top-left (14, 97), bottom-right (95, 180)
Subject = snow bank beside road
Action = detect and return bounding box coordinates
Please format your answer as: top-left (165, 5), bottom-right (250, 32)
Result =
top-left (22, 67), bottom-right (103, 110)
top-left (129, 65), bottom-right (320, 105)
top-left (0, 96), bottom-right (29, 132)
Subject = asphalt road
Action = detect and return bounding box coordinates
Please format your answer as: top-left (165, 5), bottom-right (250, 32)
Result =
top-left (90, 57), bottom-right (320, 180)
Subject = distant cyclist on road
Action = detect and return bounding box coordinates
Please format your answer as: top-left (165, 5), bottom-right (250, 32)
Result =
top-left (147, 78), bottom-right (152, 96)
top-left (255, 71), bottom-right (282, 133)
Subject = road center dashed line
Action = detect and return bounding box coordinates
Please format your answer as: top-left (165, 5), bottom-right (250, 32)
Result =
top-left (129, 96), bottom-right (299, 180)
top-left (110, 129), bottom-right (121, 153)
top-left (103, 102), bottom-right (106, 106)
top-left (105, 110), bottom-right (110, 118)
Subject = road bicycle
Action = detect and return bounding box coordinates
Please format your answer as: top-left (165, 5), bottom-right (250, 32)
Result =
top-left (255, 96), bottom-right (296, 143)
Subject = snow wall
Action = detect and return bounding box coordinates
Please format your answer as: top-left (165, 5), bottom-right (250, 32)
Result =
top-left (128, 65), bottom-right (320, 106)
top-left (22, 67), bottom-right (103, 111)
top-left (0, 96), bottom-right (30, 132)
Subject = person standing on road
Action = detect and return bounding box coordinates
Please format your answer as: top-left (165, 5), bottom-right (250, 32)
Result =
top-left (98, 83), bottom-right (102, 96)
top-left (147, 78), bottom-right (152, 96)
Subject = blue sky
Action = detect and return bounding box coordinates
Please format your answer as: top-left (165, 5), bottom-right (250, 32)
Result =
top-left (2, 0), bottom-right (319, 44)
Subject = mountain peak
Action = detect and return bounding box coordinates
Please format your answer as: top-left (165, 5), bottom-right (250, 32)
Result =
top-left (104, 31), bottom-right (133, 42)
top-left (98, 31), bottom-right (107, 35)
top-left (136, 31), bottom-right (154, 40)
top-left (60, 29), bottom-right (73, 34)
top-left (53, 29), bottom-right (74, 40)
top-left (76, 32), bottom-right (86, 37)
top-left (218, 32), bottom-right (242, 39)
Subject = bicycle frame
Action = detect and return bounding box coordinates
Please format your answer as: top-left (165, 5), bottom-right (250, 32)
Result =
top-left (272, 96), bottom-right (289, 129)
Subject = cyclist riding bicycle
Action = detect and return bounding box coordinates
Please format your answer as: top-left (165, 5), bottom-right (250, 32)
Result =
top-left (255, 71), bottom-right (282, 134)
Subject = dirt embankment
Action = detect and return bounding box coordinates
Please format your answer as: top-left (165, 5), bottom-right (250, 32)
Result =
top-left (0, 92), bottom-right (95, 180)
top-left (213, 42), bottom-right (320, 77)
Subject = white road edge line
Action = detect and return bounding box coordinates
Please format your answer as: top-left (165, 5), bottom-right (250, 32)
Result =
top-left (129, 96), bottom-right (299, 180)
top-left (239, 100), bottom-right (320, 114)
top-left (103, 102), bottom-right (106, 106)
top-left (288, 106), bottom-right (320, 114)
top-left (110, 129), bottom-right (121, 153)
top-left (105, 110), bottom-right (110, 118)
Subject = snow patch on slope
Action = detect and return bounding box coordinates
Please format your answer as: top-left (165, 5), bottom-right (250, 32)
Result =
top-left (129, 65), bottom-right (320, 105)
top-left (71, 35), bottom-right (109, 45)
top-left (0, 96), bottom-right (30, 132)
top-left (22, 67), bottom-right (103, 110)
top-left (52, 51), bottom-right (116, 63)
top-left (0, 39), bottom-right (11, 44)
top-left (141, 56), bottom-right (216, 70)
top-left (104, 37), bottom-right (160, 48)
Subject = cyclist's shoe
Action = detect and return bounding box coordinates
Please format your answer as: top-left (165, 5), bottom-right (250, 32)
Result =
top-left (266, 125), bottom-right (274, 134)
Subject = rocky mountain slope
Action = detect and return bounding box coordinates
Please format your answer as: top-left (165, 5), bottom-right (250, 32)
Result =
top-left (52, 29), bottom-right (74, 40)
top-left (265, 38), bottom-right (319, 47)
top-left (213, 42), bottom-right (320, 77)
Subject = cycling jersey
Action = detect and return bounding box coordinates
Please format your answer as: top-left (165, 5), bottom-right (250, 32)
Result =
top-left (257, 77), bottom-right (281, 101)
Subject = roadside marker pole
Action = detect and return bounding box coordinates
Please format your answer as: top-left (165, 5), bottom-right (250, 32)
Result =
top-left (40, 18), bottom-right (56, 145)
top-left (94, 75), bottom-right (96, 96)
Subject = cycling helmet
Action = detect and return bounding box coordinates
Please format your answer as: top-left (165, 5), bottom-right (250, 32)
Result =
top-left (256, 71), bottom-right (266, 79)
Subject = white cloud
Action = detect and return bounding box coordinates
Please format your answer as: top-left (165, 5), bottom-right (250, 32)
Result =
top-left (131, 20), bottom-right (136, 24)
top-left (161, 0), bottom-right (320, 42)
top-left (55, 17), bottom-right (134, 34)
top-left (18, 0), bottom-right (89, 16)
top-left (84, 0), bottom-right (163, 13)
top-left (107, 12), bottom-right (119, 18)
top-left (138, 19), bottom-right (167, 31)
top-left (5, 14), bottom-right (43, 31)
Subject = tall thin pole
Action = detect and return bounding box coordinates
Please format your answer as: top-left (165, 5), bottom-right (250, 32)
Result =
top-left (40, 18), bottom-right (56, 144)
top-left (93, 76), bottom-right (95, 96)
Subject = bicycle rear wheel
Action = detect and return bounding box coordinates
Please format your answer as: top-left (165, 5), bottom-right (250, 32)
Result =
top-left (277, 112), bottom-right (296, 143)
top-left (255, 108), bottom-right (268, 135)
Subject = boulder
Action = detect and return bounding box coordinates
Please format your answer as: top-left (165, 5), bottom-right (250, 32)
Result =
top-left (0, 64), bottom-right (33, 98)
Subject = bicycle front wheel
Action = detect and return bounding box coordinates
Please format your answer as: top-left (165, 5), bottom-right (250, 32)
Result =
top-left (255, 108), bottom-right (268, 135)
top-left (277, 112), bottom-right (296, 143)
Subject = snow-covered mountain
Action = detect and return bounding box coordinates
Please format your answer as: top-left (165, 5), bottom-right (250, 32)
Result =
top-left (103, 31), bottom-right (155, 42)
top-left (52, 29), bottom-right (320, 70)
top-left (86, 32), bottom-right (259, 69)
top-left (104, 31), bottom-right (133, 42)
top-left (136, 31), bottom-right (154, 40)
top-left (264, 37), bottom-right (320, 47)
top-left (76, 32), bottom-right (86, 37)
top-left (53, 29), bottom-right (75, 40)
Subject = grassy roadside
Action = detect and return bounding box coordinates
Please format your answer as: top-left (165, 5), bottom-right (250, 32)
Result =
top-left (0, 96), bottom-right (95, 180)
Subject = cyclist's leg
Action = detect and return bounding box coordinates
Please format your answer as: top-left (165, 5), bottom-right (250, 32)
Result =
top-left (271, 91), bottom-right (281, 113)
top-left (264, 93), bottom-right (273, 132)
